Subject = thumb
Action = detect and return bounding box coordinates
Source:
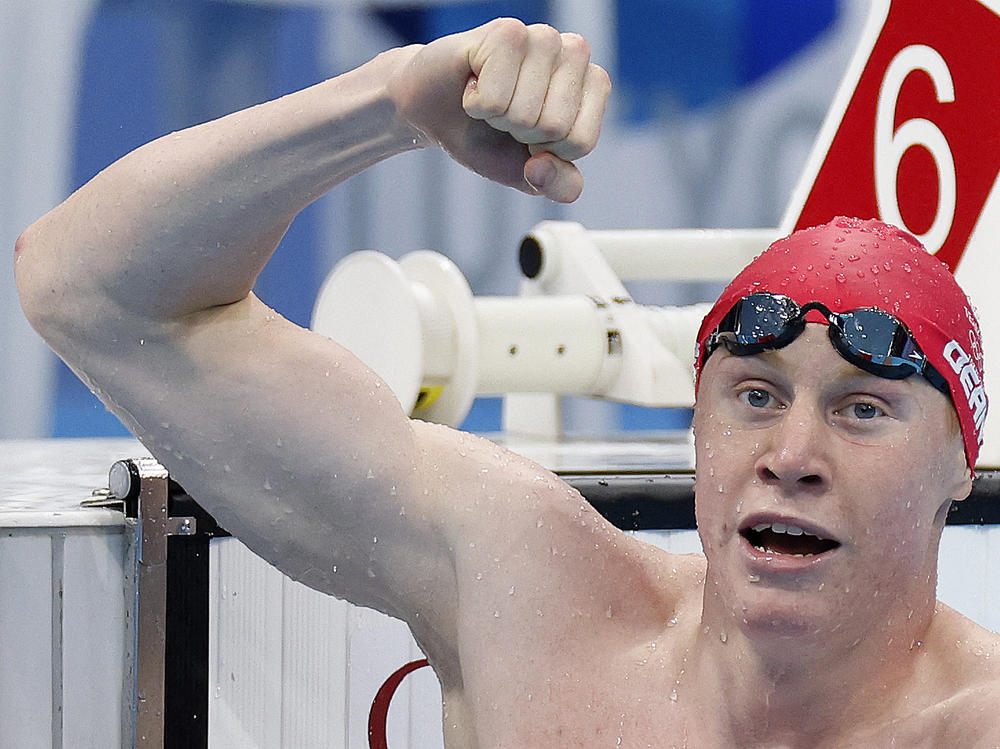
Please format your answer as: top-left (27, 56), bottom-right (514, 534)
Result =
top-left (524, 151), bottom-right (583, 203)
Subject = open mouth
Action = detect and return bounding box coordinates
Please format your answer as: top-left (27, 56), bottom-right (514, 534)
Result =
top-left (740, 522), bottom-right (840, 558)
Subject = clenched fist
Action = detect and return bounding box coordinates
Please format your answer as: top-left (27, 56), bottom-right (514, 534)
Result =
top-left (385, 18), bottom-right (611, 203)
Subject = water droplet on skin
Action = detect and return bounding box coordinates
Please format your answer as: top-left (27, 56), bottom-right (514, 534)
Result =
top-left (835, 273), bottom-right (846, 284)
top-left (366, 469), bottom-right (375, 479)
top-left (666, 616), bottom-right (679, 627)
top-left (748, 574), bottom-right (760, 583)
top-left (669, 689), bottom-right (679, 702)
top-left (856, 270), bottom-right (865, 279)
top-left (719, 631), bottom-right (728, 643)
top-left (508, 586), bottom-right (516, 596)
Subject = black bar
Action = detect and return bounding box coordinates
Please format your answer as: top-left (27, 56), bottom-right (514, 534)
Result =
top-left (164, 482), bottom-right (228, 749)
top-left (560, 470), bottom-right (1000, 530)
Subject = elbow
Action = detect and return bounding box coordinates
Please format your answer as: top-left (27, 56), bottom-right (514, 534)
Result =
top-left (13, 225), bottom-right (43, 323)
top-left (13, 223), bottom-right (70, 342)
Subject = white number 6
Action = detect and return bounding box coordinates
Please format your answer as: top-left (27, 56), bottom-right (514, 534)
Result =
top-left (875, 44), bottom-right (956, 254)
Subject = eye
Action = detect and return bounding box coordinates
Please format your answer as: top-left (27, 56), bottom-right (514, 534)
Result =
top-left (739, 388), bottom-right (775, 409)
top-left (849, 402), bottom-right (885, 420)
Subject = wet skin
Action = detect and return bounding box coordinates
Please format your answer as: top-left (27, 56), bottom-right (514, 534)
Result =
top-left (436, 327), bottom-right (999, 748)
top-left (694, 323), bottom-right (972, 651)
top-left (687, 324), bottom-right (989, 740)
top-left (16, 17), bottom-right (1000, 745)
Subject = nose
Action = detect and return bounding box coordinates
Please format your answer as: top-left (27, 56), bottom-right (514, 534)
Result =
top-left (755, 403), bottom-right (831, 493)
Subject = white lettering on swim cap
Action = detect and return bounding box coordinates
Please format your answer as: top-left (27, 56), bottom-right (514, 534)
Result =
top-left (943, 340), bottom-right (988, 446)
top-left (944, 340), bottom-right (970, 372)
top-left (970, 386), bottom-right (988, 439)
top-left (959, 360), bottom-right (981, 397)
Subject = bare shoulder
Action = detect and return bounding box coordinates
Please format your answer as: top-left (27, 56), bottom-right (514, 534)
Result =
top-left (932, 601), bottom-right (1000, 677)
top-left (922, 603), bottom-right (1000, 744)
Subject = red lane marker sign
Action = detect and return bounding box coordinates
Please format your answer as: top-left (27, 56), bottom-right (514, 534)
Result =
top-left (789, 0), bottom-right (1000, 272)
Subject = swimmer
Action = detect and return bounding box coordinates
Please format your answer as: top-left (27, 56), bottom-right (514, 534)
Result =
top-left (15, 18), bottom-right (1000, 748)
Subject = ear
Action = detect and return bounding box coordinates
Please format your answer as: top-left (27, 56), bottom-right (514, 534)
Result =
top-left (948, 463), bottom-right (974, 503)
top-left (945, 439), bottom-right (974, 503)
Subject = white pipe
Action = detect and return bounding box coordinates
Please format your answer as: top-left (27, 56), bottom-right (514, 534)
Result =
top-left (587, 228), bottom-right (781, 281)
top-left (475, 297), bottom-right (615, 394)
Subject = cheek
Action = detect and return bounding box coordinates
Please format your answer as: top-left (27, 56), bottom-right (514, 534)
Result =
top-left (694, 430), bottom-right (759, 550)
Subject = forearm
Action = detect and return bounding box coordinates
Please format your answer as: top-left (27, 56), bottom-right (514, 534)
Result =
top-left (16, 46), bottom-right (420, 327)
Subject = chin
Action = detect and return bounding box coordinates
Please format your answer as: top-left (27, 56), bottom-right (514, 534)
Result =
top-left (738, 603), bottom-right (827, 642)
top-left (721, 574), bottom-right (843, 647)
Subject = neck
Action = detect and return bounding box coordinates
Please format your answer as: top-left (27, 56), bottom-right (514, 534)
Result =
top-left (691, 569), bottom-right (939, 746)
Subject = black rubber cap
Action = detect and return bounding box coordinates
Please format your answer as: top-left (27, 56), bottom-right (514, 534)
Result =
top-left (519, 236), bottom-right (543, 278)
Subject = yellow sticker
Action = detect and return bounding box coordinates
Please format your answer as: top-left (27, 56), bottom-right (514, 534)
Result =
top-left (414, 386), bottom-right (444, 411)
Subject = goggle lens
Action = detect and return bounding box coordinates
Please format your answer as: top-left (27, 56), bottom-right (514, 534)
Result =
top-left (706, 293), bottom-right (949, 395)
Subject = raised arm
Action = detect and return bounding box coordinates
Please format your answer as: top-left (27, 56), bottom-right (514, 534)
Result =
top-left (14, 19), bottom-right (612, 667)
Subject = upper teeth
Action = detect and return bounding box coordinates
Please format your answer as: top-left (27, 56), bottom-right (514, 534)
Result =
top-left (753, 522), bottom-right (808, 537)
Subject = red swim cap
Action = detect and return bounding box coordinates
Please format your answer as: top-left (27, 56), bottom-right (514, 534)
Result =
top-left (695, 216), bottom-right (987, 470)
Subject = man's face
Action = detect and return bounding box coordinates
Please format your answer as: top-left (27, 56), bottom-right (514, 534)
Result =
top-left (692, 324), bottom-right (971, 644)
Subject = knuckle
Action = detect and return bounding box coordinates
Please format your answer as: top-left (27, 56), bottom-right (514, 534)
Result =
top-left (560, 133), bottom-right (597, 161)
top-left (527, 23), bottom-right (561, 53)
top-left (559, 32), bottom-right (591, 59)
top-left (589, 64), bottom-right (612, 94)
top-left (509, 113), bottom-right (539, 133)
top-left (474, 95), bottom-right (512, 120)
top-left (491, 17), bottom-right (528, 50)
top-left (535, 115), bottom-right (573, 143)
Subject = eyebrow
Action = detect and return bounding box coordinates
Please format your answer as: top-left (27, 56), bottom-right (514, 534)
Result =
top-left (717, 347), bottom-right (913, 394)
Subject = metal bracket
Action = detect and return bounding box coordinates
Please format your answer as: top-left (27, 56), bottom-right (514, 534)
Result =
top-left (101, 458), bottom-right (196, 749)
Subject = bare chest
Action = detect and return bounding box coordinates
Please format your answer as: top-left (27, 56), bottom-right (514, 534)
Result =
top-left (445, 650), bottom-right (984, 749)
top-left (447, 640), bottom-right (715, 748)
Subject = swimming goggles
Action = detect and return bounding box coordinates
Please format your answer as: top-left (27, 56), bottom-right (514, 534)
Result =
top-left (704, 292), bottom-right (950, 396)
